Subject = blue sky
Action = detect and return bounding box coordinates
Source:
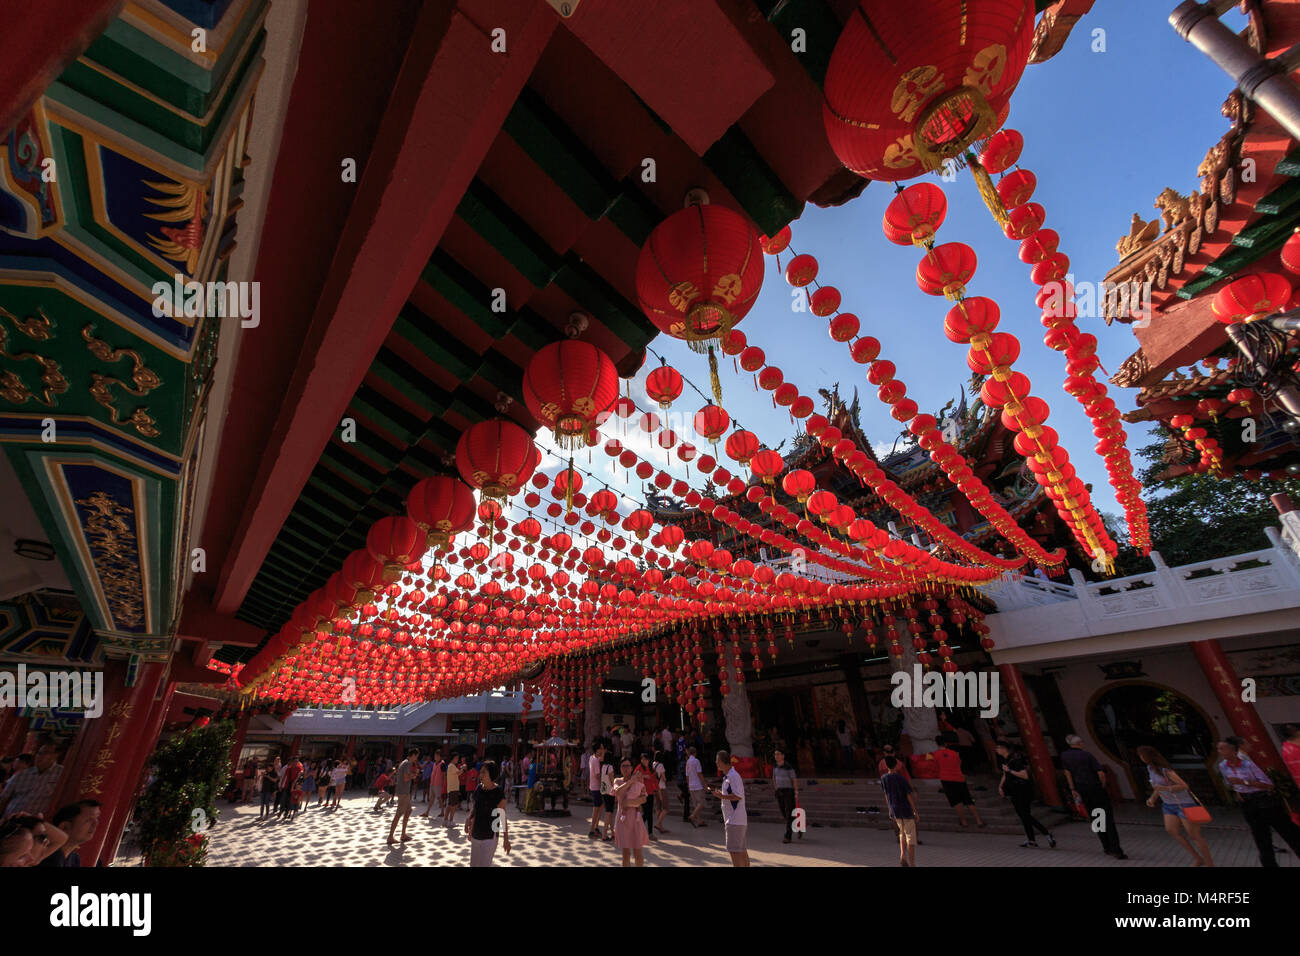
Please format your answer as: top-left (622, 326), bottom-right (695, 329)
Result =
top-left (533, 2), bottom-right (1247, 546)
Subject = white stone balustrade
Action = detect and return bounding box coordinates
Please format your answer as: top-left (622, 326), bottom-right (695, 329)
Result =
top-left (980, 524), bottom-right (1300, 665)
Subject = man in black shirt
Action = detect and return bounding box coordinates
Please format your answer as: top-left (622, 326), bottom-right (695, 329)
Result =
top-left (1060, 735), bottom-right (1126, 859)
top-left (38, 799), bottom-right (101, 867)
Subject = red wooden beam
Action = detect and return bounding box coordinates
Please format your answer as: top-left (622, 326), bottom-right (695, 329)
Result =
top-left (212, 1), bottom-right (559, 615)
top-left (0, 0), bottom-right (122, 138)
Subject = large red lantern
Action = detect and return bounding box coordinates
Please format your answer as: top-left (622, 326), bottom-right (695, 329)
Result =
top-left (1211, 273), bottom-right (1292, 324)
top-left (367, 516), bottom-right (429, 576)
top-left (456, 419), bottom-right (535, 501)
top-left (750, 449), bottom-right (784, 486)
top-left (635, 201), bottom-right (765, 401)
top-left (406, 475), bottom-right (476, 548)
top-left (522, 340), bottom-right (618, 449)
top-left (781, 468), bottom-right (816, 503)
top-left (822, 0), bottom-right (1035, 181)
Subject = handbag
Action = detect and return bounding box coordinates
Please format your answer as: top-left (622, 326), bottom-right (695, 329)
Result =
top-left (1183, 786), bottom-right (1212, 823)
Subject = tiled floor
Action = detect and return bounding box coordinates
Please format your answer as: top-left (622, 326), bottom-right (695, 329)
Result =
top-left (136, 791), bottom-right (1299, 867)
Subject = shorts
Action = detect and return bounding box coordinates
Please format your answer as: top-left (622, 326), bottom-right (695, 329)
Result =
top-left (602, 794), bottom-right (615, 813)
top-left (591, 789), bottom-right (602, 807)
top-left (725, 824), bottom-right (747, 853)
top-left (1161, 803), bottom-right (1191, 818)
top-left (690, 789), bottom-right (705, 815)
top-left (941, 780), bottom-right (974, 807)
top-left (396, 793), bottom-right (413, 814)
top-left (894, 817), bottom-right (917, 846)
top-left (470, 836), bottom-right (498, 868)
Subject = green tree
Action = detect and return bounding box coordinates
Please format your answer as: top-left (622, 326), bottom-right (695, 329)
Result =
top-left (1136, 428), bottom-right (1300, 566)
top-left (133, 720), bottom-right (234, 866)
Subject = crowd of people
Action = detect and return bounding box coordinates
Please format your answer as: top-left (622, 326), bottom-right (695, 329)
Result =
top-left (2, 723), bottom-right (1298, 868)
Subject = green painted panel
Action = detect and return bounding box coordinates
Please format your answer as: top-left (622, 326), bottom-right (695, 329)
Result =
top-left (393, 306), bottom-right (481, 381)
top-left (421, 251), bottom-right (512, 339)
top-left (457, 179), bottom-right (563, 288)
top-left (553, 258), bottom-right (657, 348)
top-left (758, 0), bottom-right (841, 88)
top-left (1251, 178), bottom-right (1300, 216)
top-left (503, 88), bottom-right (621, 221)
top-left (703, 127), bottom-right (804, 237)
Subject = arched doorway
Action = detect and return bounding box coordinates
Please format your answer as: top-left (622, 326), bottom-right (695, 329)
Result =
top-left (1086, 682), bottom-right (1223, 803)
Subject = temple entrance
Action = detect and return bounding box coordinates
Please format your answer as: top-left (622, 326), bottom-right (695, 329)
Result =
top-left (1087, 683), bottom-right (1222, 804)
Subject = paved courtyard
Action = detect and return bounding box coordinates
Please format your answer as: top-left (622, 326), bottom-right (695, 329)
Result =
top-left (139, 791), bottom-right (1299, 868)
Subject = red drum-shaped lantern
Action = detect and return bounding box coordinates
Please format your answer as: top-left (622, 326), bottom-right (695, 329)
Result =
top-left (882, 182), bottom-right (947, 246)
top-left (782, 468), bottom-right (816, 503)
top-left (829, 312), bottom-right (860, 342)
top-left (980, 371), bottom-right (1031, 408)
top-left (523, 340), bottom-right (618, 449)
top-left (739, 346), bottom-right (766, 373)
top-left (785, 254), bottom-right (819, 287)
top-left (636, 202), bottom-right (764, 351)
top-left (867, 359), bottom-right (896, 386)
top-left (967, 332), bottom-right (1020, 374)
top-left (624, 509), bottom-right (654, 540)
top-left (367, 516), bottom-right (428, 573)
top-left (1004, 202), bottom-right (1045, 240)
top-left (773, 383), bottom-right (799, 407)
top-left (1019, 228), bottom-right (1059, 264)
top-left (645, 363), bottom-right (684, 410)
top-left (980, 128), bottom-right (1025, 174)
top-left (694, 403), bottom-right (731, 445)
top-left (917, 243), bottom-right (976, 300)
top-left (342, 549), bottom-right (386, 601)
top-left (1030, 252), bottom-right (1070, 286)
top-left (407, 475), bottom-right (476, 548)
top-left (757, 366), bottom-right (784, 391)
top-left (996, 168), bottom-right (1036, 207)
top-left (750, 449), bottom-right (784, 485)
top-left (456, 418), bottom-right (535, 501)
top-left (1211, 273), bottom-right (1292, 324)
top-left (589, 488), bottom-right (619, 521)
top-left (760, 225), bottom-right (792, 255)
top-left (810, 286), bottom-right (841, 316)
top-left (720, 329), bottom-right (747, 356)
top-left (807, 489), bottom-right (838, 520)
top-left (850, 336), bottom-right (881, 364)
top-left (822, 1), bottom-right (1035, 181)
top-left (790, 394), bottom-right (815, 419)
top-left (723, 430), bottom-right (760, 468)
top-left (944, 296), bottom-right (1000, 343)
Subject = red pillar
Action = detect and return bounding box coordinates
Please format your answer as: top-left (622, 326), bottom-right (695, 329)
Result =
top-left (1192, 639), bottom-right (1289, 778)
top-left (0, 710), bottom-right (28, 755)
top-left (477, 713), bottom-right (488, 759)
top-left (288, 735), bottom-right (302, 757)
top-left (998, 663), bottom-right (1064, 806)
top-left (50, 659), bottom-right (133, 815)
top-left (228, 709), bottom-right (251, 774)
top-left (70, 661), bottom-right (164, 865)
top-left (99, 677), bottom-right (175, 864)
top-left (343, 735), bottom-right (356, 759)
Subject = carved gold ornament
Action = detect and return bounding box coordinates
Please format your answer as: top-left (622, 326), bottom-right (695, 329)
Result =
top-left (82, 324), bottom-right (162, 437)
top-left (0, 322), bottom-right (68, 406)
top-left (0, 305), bottom-right (54, 340)
top-left (75, 490), bottom-right (145, 630)
top-left (143, 179), bottom-right (207, 275)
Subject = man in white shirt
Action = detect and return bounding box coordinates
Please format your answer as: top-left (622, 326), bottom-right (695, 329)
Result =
top-left (707, 750), bottom-right (749, 866)
top-left (686, 746), bottom-right (706, 827)
top-left (660, 727), bottom-right (673, 754)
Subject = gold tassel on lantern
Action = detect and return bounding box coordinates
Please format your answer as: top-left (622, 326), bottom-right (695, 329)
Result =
top-left (967, 152), bottom-right (1009, 230)
top-left (708, 345), bottom-right (723, 404)
top-left (565, 458), bottom-right (575, 514)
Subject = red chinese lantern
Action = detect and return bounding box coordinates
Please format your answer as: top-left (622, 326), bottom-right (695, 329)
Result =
top-left (980, 128), bottom-right (1025, 174)
top-left (523, 340), bottom-right (619, 449)
top-left (882, 182), bottom-right (947, 246)
top-left (645, 363), bottom-right (684, 410)
top-left (810, 287), bottom-right (841, 317)
top-left (944, 296), bottom-right (1000, 343)
top-left (996, 168), bottom-right (1036, 208)
top-left (635, 201), bottom-right (765, 401)
top-left (367, 516), bottom-right (428, 575)
top-left (1004, 202), bottom-right (1045, 240)
top-left (750, 449), bottom-right (784, 485)
top-left (917, 242), bottom-right (976, 300)
top-left (822, 0), bottom-right (1035, 181)
top-left (782, 469), bottom-right (815, 503)
top-left (1211, 273), bottom-right (1292, 324)
top-left (588, 488), bottom-right (619, 521)
top-left (693, 403), bottom-right (730, 445)
top-left (407, 475), bottom-right (476, 548)
top-left (456, 419), bottom-right (535, 501)
top-left (828, 312), bottom-right (860, 342)
top-left (760, 226), bottom-right (792, 254)
top-left (724, 429), bottom-right (760, 467)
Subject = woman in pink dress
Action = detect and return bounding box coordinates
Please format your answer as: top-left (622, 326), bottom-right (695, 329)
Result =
top-left (611, 758), bottom-right (649, 866)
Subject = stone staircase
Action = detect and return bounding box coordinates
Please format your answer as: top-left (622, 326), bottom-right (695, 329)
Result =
top-left (727, 774), bottom-right (1062, 834)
